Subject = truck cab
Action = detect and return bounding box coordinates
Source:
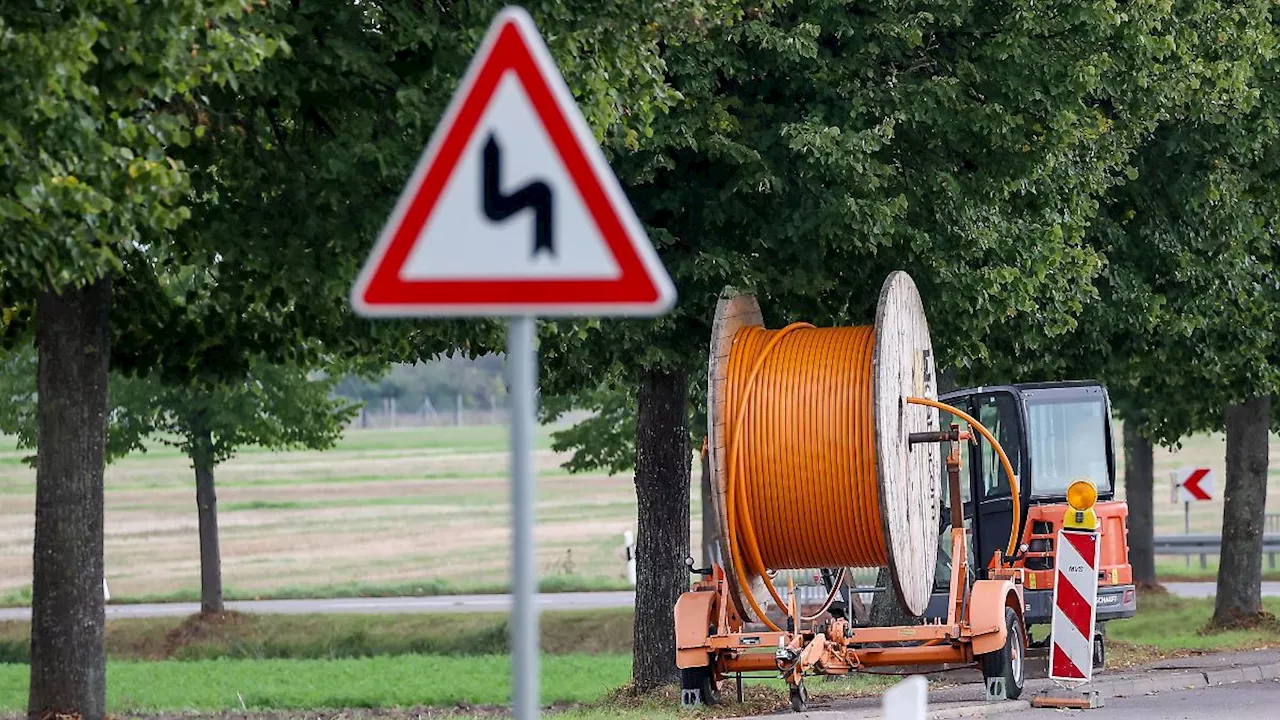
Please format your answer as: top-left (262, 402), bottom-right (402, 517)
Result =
top-left (924, 381), bottom-right (1136, 664)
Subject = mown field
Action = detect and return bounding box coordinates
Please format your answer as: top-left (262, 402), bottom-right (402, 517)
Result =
top-left (1, 425), bottom-right (676, 602)
top-left (3, 424), bottom-right (1278, 603)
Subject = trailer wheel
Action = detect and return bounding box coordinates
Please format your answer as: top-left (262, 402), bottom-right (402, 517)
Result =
top-left (979, 608), bottom-right (1025, 700)
top-left (1093, 629), bottom-right (1106, 672)
top-left (680, 666), bottom-right (719, 707)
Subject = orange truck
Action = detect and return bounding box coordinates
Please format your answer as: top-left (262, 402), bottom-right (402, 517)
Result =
top-left (921, 380), bottom-right (1135, 669)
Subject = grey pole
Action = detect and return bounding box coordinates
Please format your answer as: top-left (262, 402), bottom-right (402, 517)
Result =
top-left (508, 316), bottom-right (539, 719)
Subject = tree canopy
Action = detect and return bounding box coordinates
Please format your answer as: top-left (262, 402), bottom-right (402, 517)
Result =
top-left (542, 0), bottom-right (1251, 468)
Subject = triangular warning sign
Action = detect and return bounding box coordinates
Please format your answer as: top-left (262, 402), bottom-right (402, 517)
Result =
top-left (351, 7), bottom-right (675, 317)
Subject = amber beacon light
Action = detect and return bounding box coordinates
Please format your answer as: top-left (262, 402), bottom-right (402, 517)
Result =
top-left (1063, 478), bottom-right (1099, 530)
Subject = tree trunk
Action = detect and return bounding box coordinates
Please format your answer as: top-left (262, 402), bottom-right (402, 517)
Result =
top-left (1212, 395), bottom-right (1271, 627)
top-left (869, 566), bottom-right (919, 627)
top-left (872, 365), bottom-right (956, 626)
top-left (1123, 423), bottom-right (1157, 586)
top-left (632, 369), bottom-right (691, 692)
top-left (28, 278), bottom-right (111, 720)
top-left (700, 443), bottom-right (715, 567)
top-left (191, 427), bottom-right (224, 616)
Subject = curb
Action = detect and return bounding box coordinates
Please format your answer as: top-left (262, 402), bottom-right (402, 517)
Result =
top-left (927, 700), bottom-right (1030, 719)
top-left (925, 661), bottom-right (1280, 719)
top-left (1100, 660), bottom-right (1280, 699)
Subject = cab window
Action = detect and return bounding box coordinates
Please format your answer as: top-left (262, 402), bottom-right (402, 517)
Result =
top-left (1026, 394), bottom-right (1111, 496)
top-left (974, 393), bottom-right (1022, 499)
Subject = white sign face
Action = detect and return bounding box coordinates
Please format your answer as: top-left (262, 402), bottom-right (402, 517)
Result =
top-left (1175, 467), bottom-right (1214, 502)
top-left (399, 71), bottom-right (621, 282)
top-left (349, 7), bottom-right (674, 317)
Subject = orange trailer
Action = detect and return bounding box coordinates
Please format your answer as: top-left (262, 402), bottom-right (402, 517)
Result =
top-left (678, 277), bottom-right (1127, 711)
top-left (677, 423), bottom-right (1033, 711)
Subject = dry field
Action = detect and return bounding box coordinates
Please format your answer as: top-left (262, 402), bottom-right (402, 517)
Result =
top-left (1, 424), bottom-right (1278, 601)
top-left (0, 426), bottom-right (692, 599)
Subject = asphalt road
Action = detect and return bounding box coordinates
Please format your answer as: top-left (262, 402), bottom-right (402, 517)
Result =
top-left (0, 581), bottom-right (1275, 621)
top-left (1020, 680), bottom-right (1280, 719)
top-left (1163, 580), bottom-right (1280, 598)
top-left (0, 590), bottom-right (637, 621)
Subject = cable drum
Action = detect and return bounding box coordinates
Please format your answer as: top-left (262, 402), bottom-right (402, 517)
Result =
top-left (706, 271), bottom-right (941, 621)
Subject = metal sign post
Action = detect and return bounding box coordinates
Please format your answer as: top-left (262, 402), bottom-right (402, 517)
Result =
top-left (508, 316), bottom-right (539, 718)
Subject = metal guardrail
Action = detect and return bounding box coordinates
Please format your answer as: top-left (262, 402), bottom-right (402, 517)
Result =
top-left (1154, 533), bottom-right (1280, 569)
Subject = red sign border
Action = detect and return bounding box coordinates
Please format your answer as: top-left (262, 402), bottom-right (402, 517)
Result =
top-left (350, 8), bottom-right (675, 317)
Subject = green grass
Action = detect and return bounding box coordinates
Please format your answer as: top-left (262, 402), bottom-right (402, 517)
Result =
top-left (0, 608), bottom-right (635, 664)
top-left (0, 654), bottom-right (892, 717)
top-left (0, 588), bottom-right (28, 609)
top-left (1108, 592), bottom-right (1280, 652)
top-left (1153, 559), bottom-right (1280, 582)
top-left (0, 654), bottom-right (630, 712)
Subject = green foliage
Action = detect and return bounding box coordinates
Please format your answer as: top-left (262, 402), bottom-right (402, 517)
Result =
top-left (150, 361), bottom-right (359, 465)
top-left (0, 344), bottom-right (357, 466)
top-left (543, 0), bottom-right (1225, 470)
top-left (0, 1), bottom-right (280, 300)
top-left (542, 382), bottom-right (639, 475)
top-left (136, 0), bottom-right (718, 378)
top-left (0, 345), bottom-right (158, 461)
top-left (976, 1), bottom-right (1280, 444)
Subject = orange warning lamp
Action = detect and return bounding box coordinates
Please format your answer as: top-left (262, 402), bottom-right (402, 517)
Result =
top-left (1063, 478), bottom-right (1098, 530)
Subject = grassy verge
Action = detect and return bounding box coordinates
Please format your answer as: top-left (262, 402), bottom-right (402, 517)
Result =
top-left (0, 608), bottom-right (634, 663)
top-left (0, 591), bottom-right (1274, 716)
top-left (1108, 591), bottom-right (1280, 653)
top-left (0, 654), bottom-right (630, 712)
top-left (0, 656), bottom-right (895, 717)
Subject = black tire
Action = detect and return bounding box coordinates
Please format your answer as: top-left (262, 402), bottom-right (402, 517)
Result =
top-left (1093, 631), bottom-right (1106, 672)
top-left (979, 607), bottom-right (1025, 700)
top-left (681, 666), bottom-right (719, 706)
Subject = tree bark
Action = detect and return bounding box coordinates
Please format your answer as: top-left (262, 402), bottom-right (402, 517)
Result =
top-left (28, 278), bottom-right (110, 720)
top-left (870, 566), bottom-right (919, 627)
top-left (191, 426), bottom-right (224, 616)
top-left (1212, 395), bottom-right (1271, 627)
top-left (632, 369), bottom-right (691, 692)
top-left (1122, 423), bottom-right (1156, 586)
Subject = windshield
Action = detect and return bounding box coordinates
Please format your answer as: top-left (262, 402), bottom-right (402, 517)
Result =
top-left (1026, 394), bottom-right (1112, 496)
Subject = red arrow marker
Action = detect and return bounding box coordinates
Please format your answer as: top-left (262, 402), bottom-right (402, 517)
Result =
top-left (1183, 468), bottom-right (1212, 501)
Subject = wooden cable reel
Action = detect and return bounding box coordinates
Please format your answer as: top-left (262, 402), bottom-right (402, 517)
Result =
top-left (706, 271), bottom-right (942, 620)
